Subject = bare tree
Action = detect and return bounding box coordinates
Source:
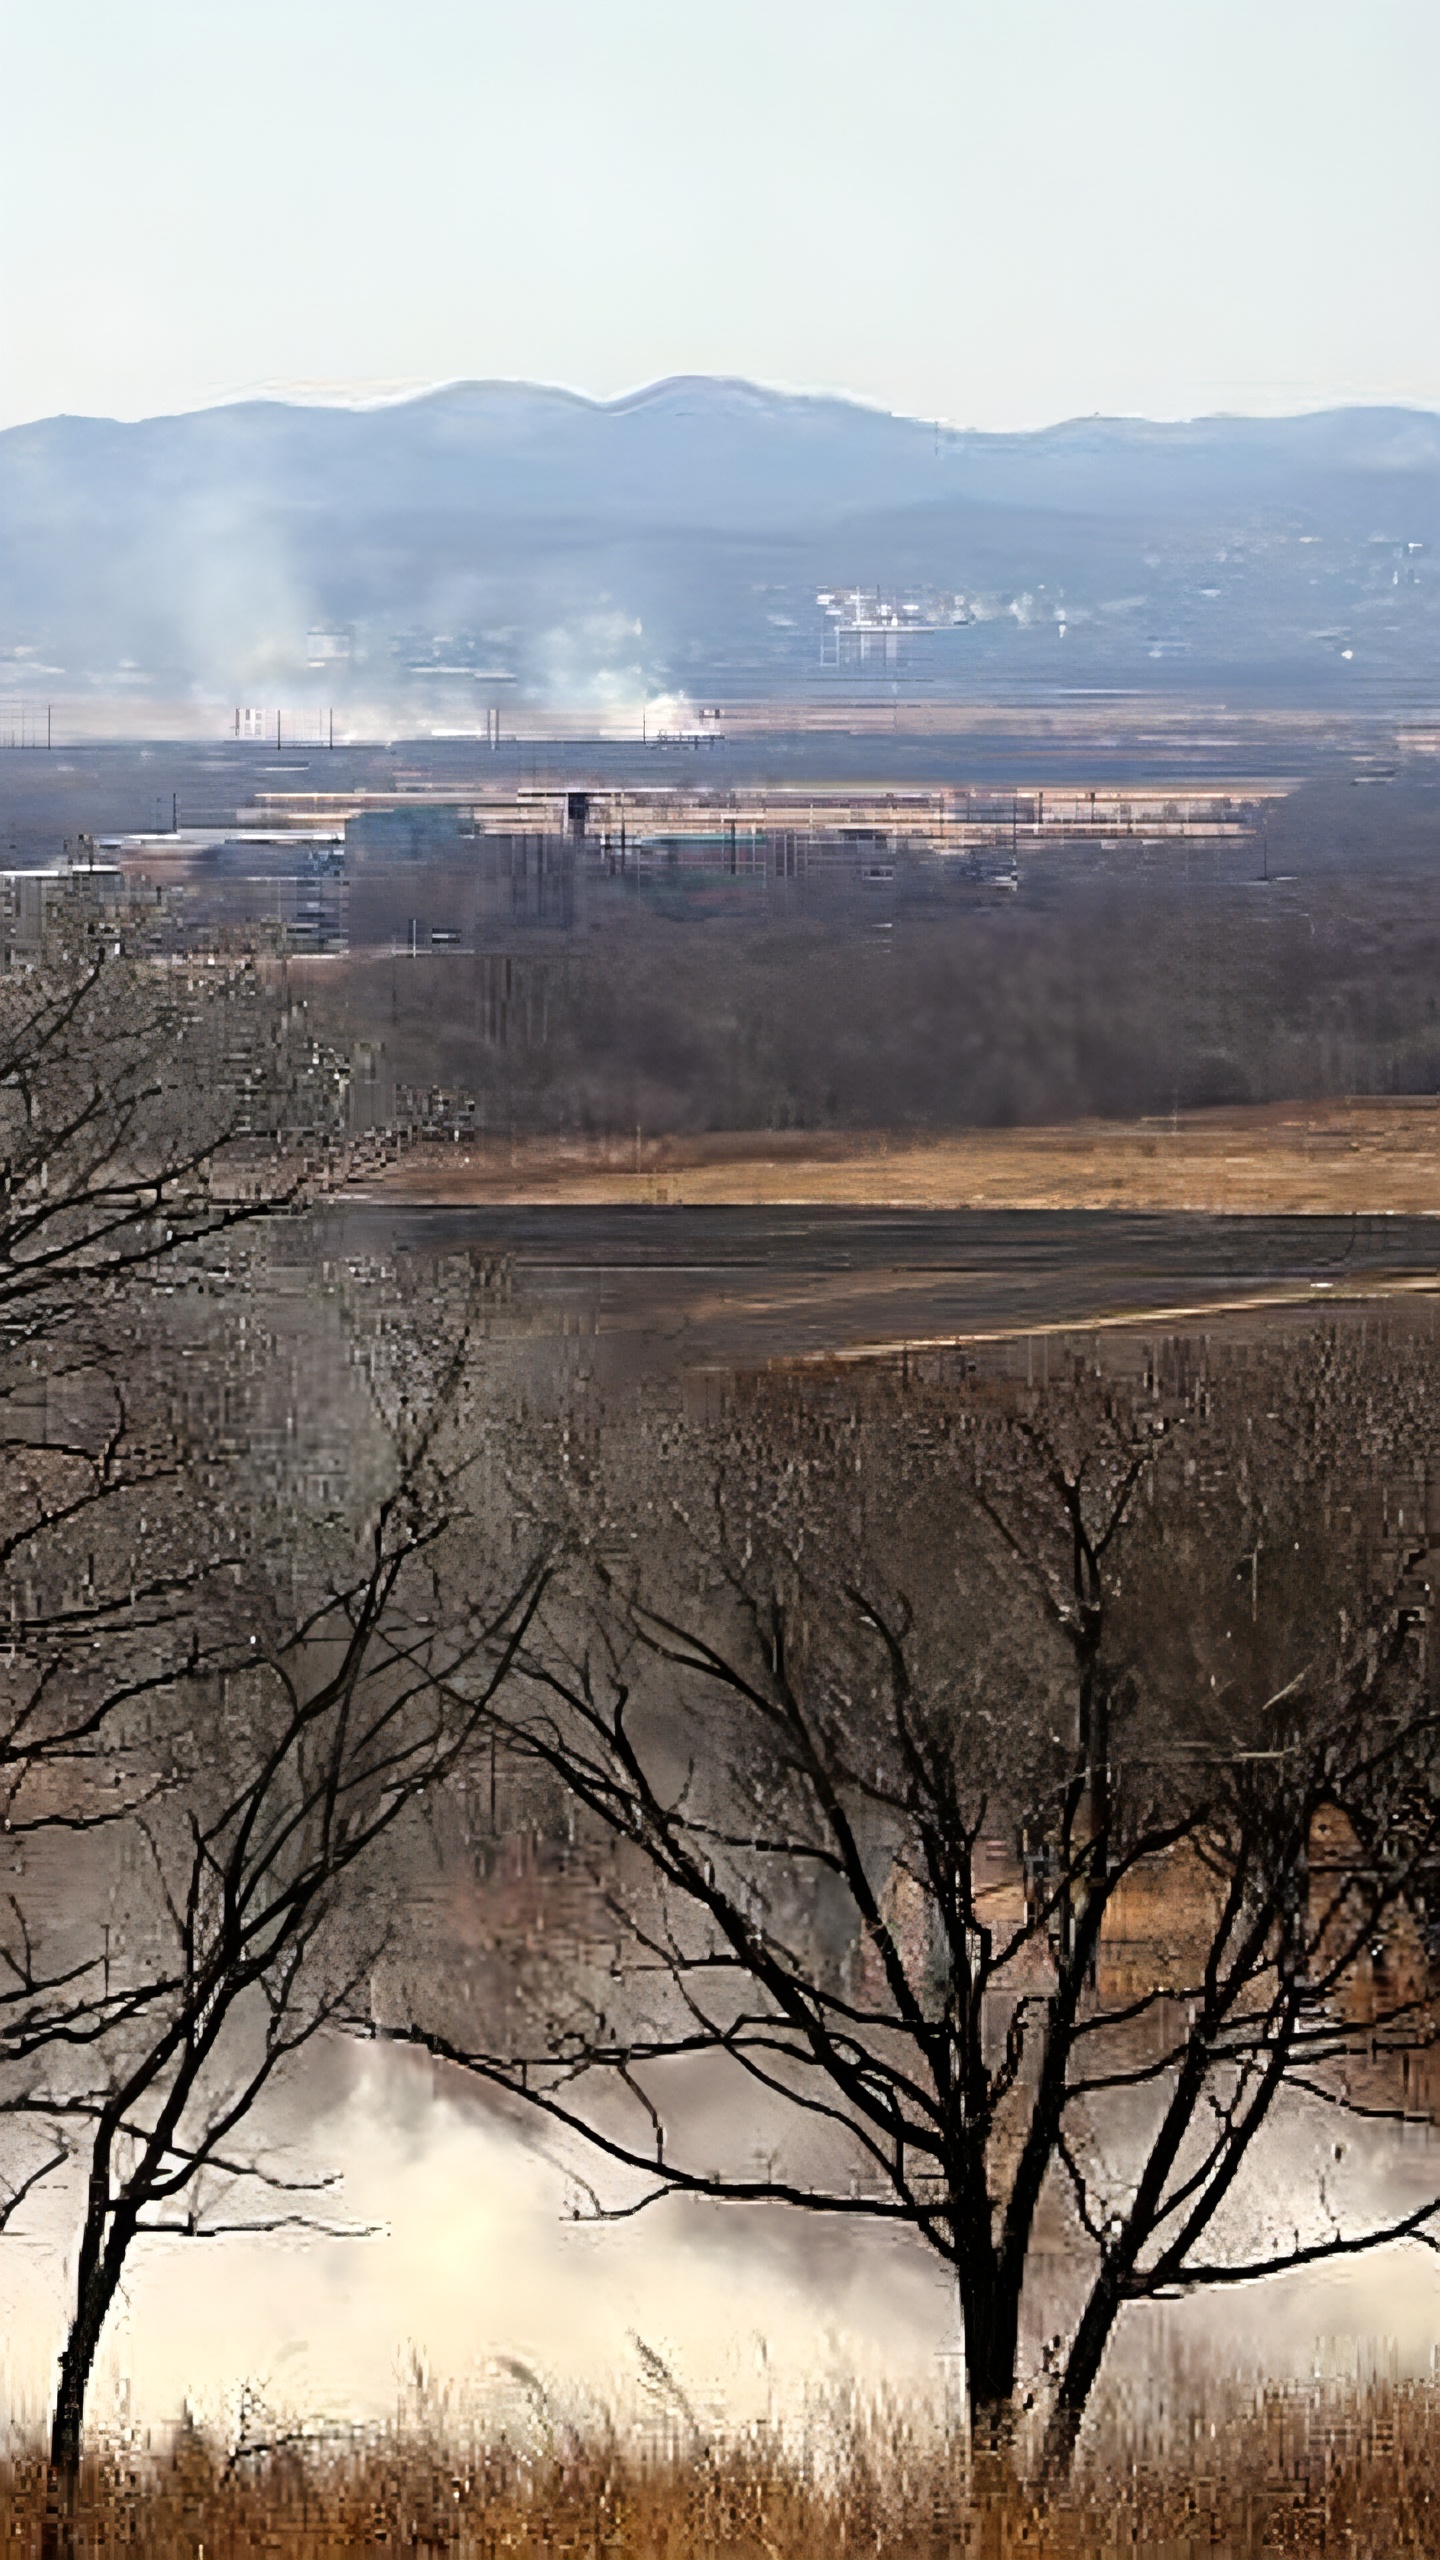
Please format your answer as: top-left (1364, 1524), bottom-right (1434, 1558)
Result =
top-left (0, 906), bottom-right (553, 2537)
top-left (0, 916), bottom-right (351, 2223)
top-left (0, 905), bottom-right (351, 1820)
top-left (387, 1336), bottom-right (1440, 2468)
top-left (0, 914), bottom-right (341, 1341)
top-left (12, 1304), bottom-right (546, 2538)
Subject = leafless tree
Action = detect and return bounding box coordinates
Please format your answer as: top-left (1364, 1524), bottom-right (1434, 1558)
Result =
top-left (388, 1334), bottom-right (1440, 2469)
top-left (0, 904), bottom-right (348, 1810)
top-left (6, 1290), bottom-right (547, 2544)
top-left (0, 906), bottom-right (552, 2538)
top-left (0, 912), bottom-right (352, 2200)
top-left (0, 913), bottom-right (342, 1342)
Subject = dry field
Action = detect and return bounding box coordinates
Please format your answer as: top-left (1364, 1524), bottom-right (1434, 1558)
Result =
top-left (6, 2386), bottom-right (1440, 2556)
top-left (356, 1101), bottom-right (1440, 1218)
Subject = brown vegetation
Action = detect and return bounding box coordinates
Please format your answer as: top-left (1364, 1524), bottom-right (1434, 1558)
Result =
top-left (391, 1325), bottom-right (1440, 2468)
top-left (302, 781), bottom-right (1440, 1154)
top-left (354, 1098), bottom-right (1440, 1216)
top-left (3, 2385), bottom-right (1440, 2555)
top-left (11, 868), bottom-right (1440, 2510)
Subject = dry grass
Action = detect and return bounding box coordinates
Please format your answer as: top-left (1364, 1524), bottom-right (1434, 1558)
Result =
top-left (358, 1102), bottom-right (1440, 1218)
top-left (5, 2386), bottom-right (1440, 2557)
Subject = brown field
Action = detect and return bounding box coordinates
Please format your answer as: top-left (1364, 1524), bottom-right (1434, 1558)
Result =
top-left (8, 2386), bottom-right (1440, 2555)
top-left (355, 1100), bottom-right (1440, 1217)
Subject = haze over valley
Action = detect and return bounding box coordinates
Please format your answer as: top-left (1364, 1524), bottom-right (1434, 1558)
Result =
top-left (3, 384), bottom-right (1436, 730)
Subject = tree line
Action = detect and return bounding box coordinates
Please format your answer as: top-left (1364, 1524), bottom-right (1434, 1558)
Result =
top-left (310, 780), bottom-right (1440, 1136)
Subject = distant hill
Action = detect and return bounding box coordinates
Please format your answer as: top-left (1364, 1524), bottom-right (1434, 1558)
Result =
top-left (2, 379), bottom-right (1436, 722)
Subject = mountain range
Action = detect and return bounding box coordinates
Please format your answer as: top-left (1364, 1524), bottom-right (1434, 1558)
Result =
top-left (2, 379), bottom-right (1436, 722)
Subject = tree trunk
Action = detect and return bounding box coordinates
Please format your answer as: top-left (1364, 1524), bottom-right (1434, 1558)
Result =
top-left (50, 2172), bottom-right (129, 2469)
top-left (962, 2291), bottom-right (1024, 2560)
top-left (958, 2263), bottom-right (1023, 2458)
top-left (49, 2315), bottom-right (99, 2487)
top-left (1042, 2267), bottom-right (1125, 2475)
top-left (44, 2208), bottom-right (131, 2553)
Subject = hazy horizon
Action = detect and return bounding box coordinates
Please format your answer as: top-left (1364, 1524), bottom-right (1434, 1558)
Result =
top-left (11, 372), bottom-right (1440, 439)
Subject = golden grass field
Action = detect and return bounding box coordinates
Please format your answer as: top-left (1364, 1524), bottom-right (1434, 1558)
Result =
top-left (356, 1101), bottom-right (1440, 1218)
top-left (7, 2384), bottom-right (1440, 2556)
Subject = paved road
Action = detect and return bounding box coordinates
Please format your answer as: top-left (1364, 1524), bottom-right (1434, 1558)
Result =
top-left (311, 1205), bottom-right (1440, 1370)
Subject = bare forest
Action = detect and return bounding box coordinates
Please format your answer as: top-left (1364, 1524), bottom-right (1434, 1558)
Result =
top-left (5, 877), bottom-right (1440, 2549)
top-left (311, 782), bottom-right (1440, 1139)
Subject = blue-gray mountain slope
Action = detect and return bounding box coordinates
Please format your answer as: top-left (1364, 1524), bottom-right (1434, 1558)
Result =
top-left (2, 379), bottom-right (1435, 716)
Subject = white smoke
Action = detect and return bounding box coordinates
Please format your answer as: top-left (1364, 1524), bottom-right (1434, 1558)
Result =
top-left (3, 2039), bottom-right (1438, 2454)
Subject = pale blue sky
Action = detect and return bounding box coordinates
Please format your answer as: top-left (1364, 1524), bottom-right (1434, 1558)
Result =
top-left (2, 0), bottom-right (1436, 431)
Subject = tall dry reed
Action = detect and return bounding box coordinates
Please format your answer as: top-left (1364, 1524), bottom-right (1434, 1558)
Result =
top-left (2, 2382), bottom-right (1438, 2557)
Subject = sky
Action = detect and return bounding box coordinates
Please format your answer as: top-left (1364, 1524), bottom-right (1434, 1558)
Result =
top-left (1, 0), bottom-right (1437, 434)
